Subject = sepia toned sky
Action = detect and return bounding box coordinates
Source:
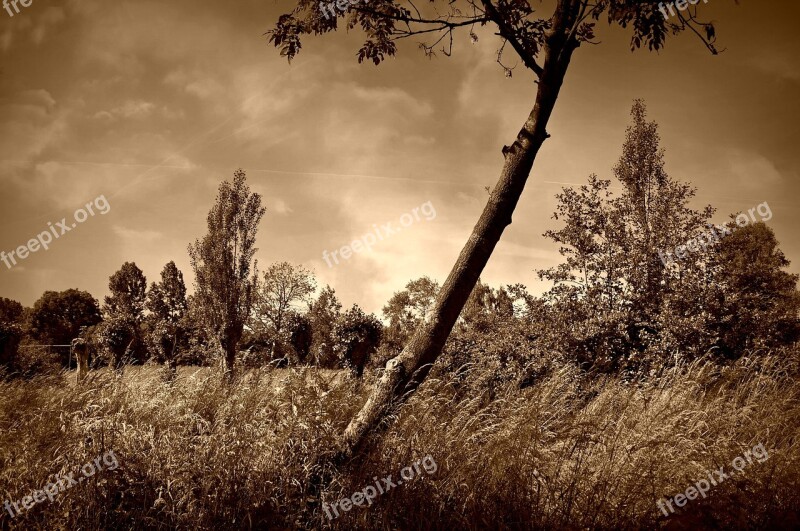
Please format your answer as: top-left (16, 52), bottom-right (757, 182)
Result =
top-left (1, 0), bottom-right (798, 315)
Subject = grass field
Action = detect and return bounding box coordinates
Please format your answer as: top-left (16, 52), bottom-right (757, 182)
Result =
top-left (1, 355), bottom-right (799, 530)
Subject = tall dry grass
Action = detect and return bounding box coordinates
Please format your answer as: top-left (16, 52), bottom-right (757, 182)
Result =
top-left (0, 353), bottom-right (798, 530)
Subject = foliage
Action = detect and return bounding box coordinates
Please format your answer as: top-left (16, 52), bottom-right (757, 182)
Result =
top-left (0, 322), bottom-right (21, 374)
top-left (288, 312), bottom-right (313, 363)
top-left (307, 285), bottom-right (342, 367)
top-left (268, 0), bottom-right (713, 68)
top-left (145, 261), bottom-right (188, 325)
top-left (709, 222), bottom-right (800, 357)
top-left (382, 276), bottom-right (438, 353)
top-left (0, 297), bottom-right (24, 325)
top-left (539, 102), bottom-right (715, 371)
top-left (145, 261), bottom-right (189, 377)
top-left (188, 170), bottom-right (265, 378)
top-left (250, 261), bottom-right (316, 344)
top-left (29, 289), bottom-right (102, 364)
top-left (334, 305), bottom-right (383, 377)
top-left (437, 281), bottom-right (544, 398)
top-left (176, 295), bottom-right (216, 367)
top-left (104, 262), bottom-right (148, 323)
top-left (97, 315), bottom-right (138, 371)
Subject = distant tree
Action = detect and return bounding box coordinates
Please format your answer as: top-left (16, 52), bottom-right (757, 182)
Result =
top-left (334, 305), bottom-right (383, 377)
top-left (30, 289), bottom-right (102, 365)
top-left (437, 281), bottom-right (538, 397)
top-left (539, 101), bottom-right (716, 370)
top-left (251, 261), bottom-right (316, 362)
top-left (0, 322), bottom-right (21, 374)
top-left (145, 261), bottom-right (189, 378)
top-left (382, 277), bottom-right (439, 352)
top-left (0, 299), bottom-right (25, 374)
top-left (459, 280), bottom-right (514, 332)
top-left (710, 222), bottom-right (800, 357)
top-left (146, 262), bottom-right (188, 323)
top-left (104, 262), bottom-right (147, 323)
top-left (0, 297), bottom-right (24, 325)
top-left (98, 315), bottom-right (137, 372)
top-left (286, 311), bottom-right (313, 364)
top-left (179, 295), bottom-right (215, 367)
top-left (307, 285), bottom-right (342, 367)
top-left (103, 262), bottom-right (148, 363)
top-left (189, 170), bottom-right (265, 380)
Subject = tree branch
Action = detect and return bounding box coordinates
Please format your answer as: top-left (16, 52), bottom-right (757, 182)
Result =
top-left (480, 0), bottom-right (544, 78)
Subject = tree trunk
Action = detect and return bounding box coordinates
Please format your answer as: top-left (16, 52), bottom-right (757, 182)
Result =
top-left (337, 7), bottom-right (580, 459)
top-left (76, 343), bottom-right (89, 384)
top-left (221, 338), bottom-right (236, 381)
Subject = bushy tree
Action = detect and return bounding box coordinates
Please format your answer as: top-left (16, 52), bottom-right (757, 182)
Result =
top-left (307, 285), bottom-right (342, 367)
top-left (540, 102), bottom-right (800, 372)
top-left (709, 222), bottom-right (800, 357)
top-left (29, 289), bottom-right (102, 366)
top-left (0, 322), bottom-right (21, 374)
top-left (437, 281), bottom-right (542, 398)
top-left (104, 262), bottom-right (148, 363)
top-left (0, 297), bottom-right (24, 325)
top-left (145, 261), bottom-right (189, 378)
top-left (286, 311), bottom-right (313, 364)
top-left (178, 295), bottom-right (215, 367)
top-left (382, 277), bottom-right (439, 353)
top-left (251, 262), bottom-right (316, 363)
top-left (189, 170), bottom-right (265, 380)
top-left (334, 305), bottom-right (382, 377)
top-left (539, 101), bottom-right (717, 371)
top-left (104, 262), bottom-right (147, 322)
top-left (459, 280), bottom-right (514, 332)
top-left (98, 315), bottom-right (137, 372)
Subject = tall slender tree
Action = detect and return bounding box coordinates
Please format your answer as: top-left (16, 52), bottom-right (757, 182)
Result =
top-left (189, 170), bottom-right (265, 380)
top-left (270, 0), bottom-right (725, 457)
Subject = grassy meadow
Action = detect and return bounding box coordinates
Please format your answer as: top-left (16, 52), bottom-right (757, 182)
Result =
top-left (1, 352), bottom-right (799, 530)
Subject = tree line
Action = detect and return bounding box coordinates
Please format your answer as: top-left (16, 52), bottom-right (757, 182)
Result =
top-left (1, 103), bottom-right (798, 390)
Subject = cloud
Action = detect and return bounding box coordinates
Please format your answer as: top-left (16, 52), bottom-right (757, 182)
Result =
top-left (112, 225), bottom-right (162, 245)
top-left (751, 53), bottom-right (800, 83)
top-left (0, 89), bottom-right (67, 162)
top-left (269, 198), bottom-right (293, 215)
top-left (31, 6), bottom-right (67, 46)
top-left (93, 100), bottom-right (156, 120)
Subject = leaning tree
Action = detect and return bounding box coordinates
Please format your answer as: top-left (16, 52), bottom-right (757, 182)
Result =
top-left (269, 0), bottom-right (725, 458)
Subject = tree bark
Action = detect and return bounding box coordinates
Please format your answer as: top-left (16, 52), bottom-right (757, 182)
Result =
top-left (221, 336), bottom-right (236, 380)
top-left (337, 2), bottom-right (581, 460)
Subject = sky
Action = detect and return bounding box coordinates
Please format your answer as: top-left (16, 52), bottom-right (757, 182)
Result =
top-left (0, 0), bottom-right (798, 316)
